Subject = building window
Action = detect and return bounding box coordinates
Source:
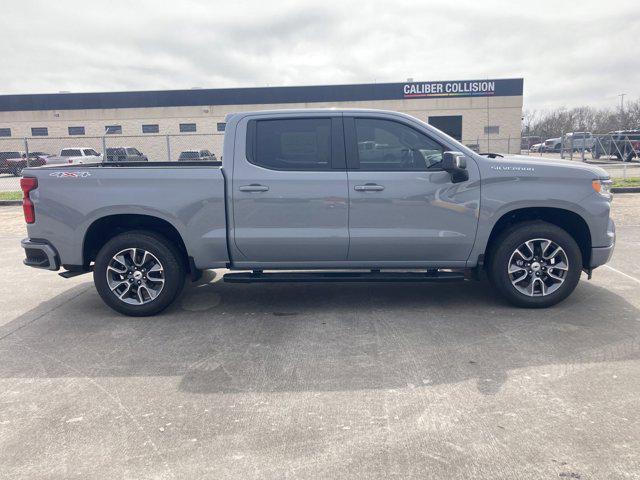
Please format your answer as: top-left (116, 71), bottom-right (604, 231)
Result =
top-left (68, 126), bottom-right (85, 135)
top-left (31, 127), bottom-right (48, 136)
top-left (180, 123), bottom-right (197, 133)
top-left (0, 128), bottom-right (10, 137)
top-left (484, 125), bottom-right (500, 135)
top-left (428, 115), bottom-right (462, 141)
top-left (105, 125), bottom-right (122, 134)
top-left (142, 124), bottom-right (159, 134)
top-left (217, 122), bottom-right (226, 132)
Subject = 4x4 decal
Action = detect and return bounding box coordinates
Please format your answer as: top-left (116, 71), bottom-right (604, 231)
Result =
top-left (49, 171), bottom-right (92, 178)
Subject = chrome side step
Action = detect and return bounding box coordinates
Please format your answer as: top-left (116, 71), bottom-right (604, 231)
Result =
top-left (223, 270), bottom-right (467, 283)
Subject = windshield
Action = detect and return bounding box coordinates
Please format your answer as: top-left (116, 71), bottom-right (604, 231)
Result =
top-left (179, 151), bottom-right (199, 159)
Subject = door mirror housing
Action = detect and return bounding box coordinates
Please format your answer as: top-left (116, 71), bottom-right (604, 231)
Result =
top-left (442, 151), bottom-right (469, 183)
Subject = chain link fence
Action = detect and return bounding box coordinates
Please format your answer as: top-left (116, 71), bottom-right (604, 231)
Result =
top-left (3, 130), bottom-right (639, 193)
top-left (461, 137), bottom-right (520, 155)
top-left (0, 133), bottom-right (224, 192)
top-left (517, 132), bottom-right (640, 179)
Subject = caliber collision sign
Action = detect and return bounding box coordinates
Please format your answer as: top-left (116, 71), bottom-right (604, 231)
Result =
top-left (402, 79), bottom-right (522, 99)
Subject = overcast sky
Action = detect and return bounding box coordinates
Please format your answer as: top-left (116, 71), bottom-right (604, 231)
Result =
top-left (1, 0), bottom-right (637, 112)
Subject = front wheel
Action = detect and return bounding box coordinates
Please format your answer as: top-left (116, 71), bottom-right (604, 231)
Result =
top-left (94, 231), bottom-right (186, 316)
top-left (488, 221), bottom-right (582, 308)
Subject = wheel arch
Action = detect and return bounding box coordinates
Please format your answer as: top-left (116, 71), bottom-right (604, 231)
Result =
top-left (83, 214), bottom-right (189, 271)
top-left (484, 207), bottom-right (592, 268)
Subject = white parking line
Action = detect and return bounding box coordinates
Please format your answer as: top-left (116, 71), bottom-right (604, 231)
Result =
top-left (604, 265), bottom-right (640, 285)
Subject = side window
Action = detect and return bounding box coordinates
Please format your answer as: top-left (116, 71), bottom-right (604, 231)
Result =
top-left (61, 149), bottom-right (81, 157)
top-left (250, 118), bottom-right (332, 171)
top-left (354, 118), bottom-right (443, 171)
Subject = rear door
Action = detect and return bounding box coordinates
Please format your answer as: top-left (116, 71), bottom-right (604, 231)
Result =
top-left (344, 115), bottom-right (480, 264)
top-left (231, 114), bottom-right (349, 265)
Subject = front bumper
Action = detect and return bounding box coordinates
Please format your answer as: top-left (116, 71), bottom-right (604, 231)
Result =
top-left (590, 218), bottom-right (615, 268)
top-left (591, 244), bottom-right (615, 268)
top-left (21, 238), bottom-right (60, 271)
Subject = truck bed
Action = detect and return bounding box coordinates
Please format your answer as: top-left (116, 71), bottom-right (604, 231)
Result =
top-left (23, 163), bottom-right (229, 270)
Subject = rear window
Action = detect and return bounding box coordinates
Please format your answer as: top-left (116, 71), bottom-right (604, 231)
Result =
top-left (179, 151), bottom-right (199, 159)
top-left (249, 118), bottom-right (332, 171)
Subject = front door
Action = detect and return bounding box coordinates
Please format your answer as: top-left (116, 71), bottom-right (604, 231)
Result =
top-left (231, 116), bottom-right (349, 265)
top-left (344, 116), bottom-right (480, 264)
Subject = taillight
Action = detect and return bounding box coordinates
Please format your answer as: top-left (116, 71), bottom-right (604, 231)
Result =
top-left (20, 177), bottom-right (37, 224)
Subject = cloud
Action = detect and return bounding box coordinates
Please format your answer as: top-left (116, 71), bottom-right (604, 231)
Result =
top-left (0, 0), bottom-right (638, 110)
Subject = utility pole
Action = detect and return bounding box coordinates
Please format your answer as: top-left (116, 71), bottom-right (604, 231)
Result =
top-left (618, 93), bottom-right (626, 112)
top-left (618, 93), bottom-right (627, 130)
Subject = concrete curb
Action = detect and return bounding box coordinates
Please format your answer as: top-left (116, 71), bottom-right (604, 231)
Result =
top-left (612, 187), bottom-right (640, 194)
top-left (0, 200), bottom-right (22, 206)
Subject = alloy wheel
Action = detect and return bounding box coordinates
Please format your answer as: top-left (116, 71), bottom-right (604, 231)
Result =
top-left (507, 238), bottom-right (569, 296)
top-left (106, 248), bottom-right (165, 305)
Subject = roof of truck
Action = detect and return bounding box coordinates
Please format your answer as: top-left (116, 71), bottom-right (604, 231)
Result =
top-left (224, 108), bottom-right (422, 122)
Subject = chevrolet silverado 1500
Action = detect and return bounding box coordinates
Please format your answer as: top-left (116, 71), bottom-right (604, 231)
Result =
top-left (20, 109), bottom-right (615, 316)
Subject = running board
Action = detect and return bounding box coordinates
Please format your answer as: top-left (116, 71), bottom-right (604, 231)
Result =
top-left (223, 270), bottom-right (467, 283)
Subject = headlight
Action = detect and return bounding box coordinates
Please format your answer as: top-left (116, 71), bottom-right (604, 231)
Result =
top-left (592, 178), bottom-right (612, 196)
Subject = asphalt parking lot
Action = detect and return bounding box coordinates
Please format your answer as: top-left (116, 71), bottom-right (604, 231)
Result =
top-left (0, 199), bottom-right (639, 479)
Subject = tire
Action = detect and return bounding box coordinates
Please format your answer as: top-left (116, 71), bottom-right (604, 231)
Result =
top-left (93, 231), bottom-right (186, 316)
top-left (624, 151), bottom-right (635, 162)
top-left (488, 221), bottom-right (582, 308)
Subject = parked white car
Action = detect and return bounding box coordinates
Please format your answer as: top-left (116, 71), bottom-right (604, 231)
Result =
top-left (48, 148), bottom-right (103, 165)
top-left (530, 143), bottom-right (543, 153)
top-left (543, 137), bottom-right (562, 153)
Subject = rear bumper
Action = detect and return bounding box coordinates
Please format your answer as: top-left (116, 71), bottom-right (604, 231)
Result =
top-left (21, 238), bottom-right (60, 271)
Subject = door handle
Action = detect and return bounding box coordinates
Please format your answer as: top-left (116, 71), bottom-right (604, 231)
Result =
top-left (354, 183), bottom-right (385, 192)
top-left (239, 184), bottom-right (269, 192)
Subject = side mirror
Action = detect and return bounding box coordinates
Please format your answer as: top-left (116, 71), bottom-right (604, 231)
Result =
top-left (442, 151), bottom-right (469, 183)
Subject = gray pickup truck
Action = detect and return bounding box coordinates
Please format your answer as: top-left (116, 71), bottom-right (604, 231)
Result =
top-left (19, 109), bottom-right (615, 316)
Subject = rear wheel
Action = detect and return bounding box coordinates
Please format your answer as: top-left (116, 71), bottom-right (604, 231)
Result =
top-left (94, 231), bottom-right (186, 316)
top-left (488, 221), bottom-right (582, 308)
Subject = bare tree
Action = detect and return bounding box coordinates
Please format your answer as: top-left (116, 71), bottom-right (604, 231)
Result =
top-left (523, 99), bottom-right (640, 139)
